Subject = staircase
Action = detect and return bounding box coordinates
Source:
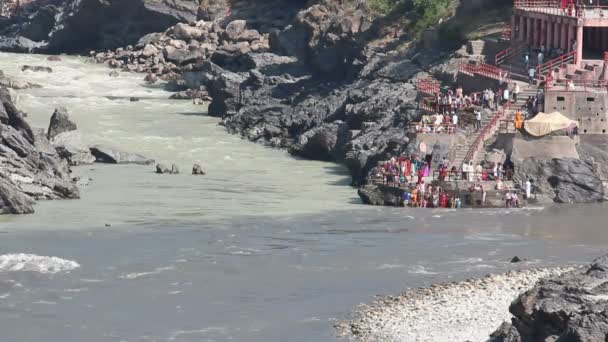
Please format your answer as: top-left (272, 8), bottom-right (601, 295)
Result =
top-left (452, 107), bottom-right (506, 169)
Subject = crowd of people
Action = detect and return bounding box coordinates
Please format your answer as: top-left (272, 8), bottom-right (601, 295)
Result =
top-left (370, 154), bottom-right (528, 209)
top-left (415, 83), bottom-right (517, 134)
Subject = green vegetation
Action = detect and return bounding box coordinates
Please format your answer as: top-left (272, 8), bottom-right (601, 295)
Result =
top-left (366, 0), bottom-right (455, 34)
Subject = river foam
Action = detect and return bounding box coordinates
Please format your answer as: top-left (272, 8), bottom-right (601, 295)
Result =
top-left (0, 253), bottom-right (80, 274)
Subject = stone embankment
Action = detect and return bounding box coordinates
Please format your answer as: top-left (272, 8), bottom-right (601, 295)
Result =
top-left (335, 267), bottom-right (575, 342)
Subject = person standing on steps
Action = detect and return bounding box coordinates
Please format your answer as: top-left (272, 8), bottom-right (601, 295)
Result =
top-left (474, 108), bottom-right (482, 131)
top-left (513, 83), bottom-right (520, 103)
top-left (528, 67), bottom-right (536, 86)
top-left (538, 51), bottom-right (544, 66)
top-left (524, 51), bottom-right (530, 70)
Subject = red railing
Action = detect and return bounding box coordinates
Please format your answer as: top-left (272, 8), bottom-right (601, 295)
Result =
top-left (501, 24), bottom-right (512, 41)
top-left (495, 44), bottom-right (527, 66)
top-left (461, 104), bottom-right (510, 168)
top-left (514, 0), bottom-right (580, 17)
top-left (419, 96), bottom-right (438, 112)
top-left (459, 62), bottom-right (511, 83)
top-left (416, 78), bottom-right (440, 96)
top-left (536, 50), bottom-right (576, 79)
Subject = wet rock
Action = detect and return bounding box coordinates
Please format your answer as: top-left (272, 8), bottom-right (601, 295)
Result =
top-left (510, 256), bottom-right (522, 263)
top-left (47, 107), bottom-right (77, 140)
top-left (357, 184), bottom-right (404, 206)
top-left (156, 163), bottom-right (171, 174)
top-left (47, 55), bottom-right (62, 61)
top-left (129, 97), bottom-right (140, 102)
top-left (290, 121), bottom-right (350, 161)
top-left (51, 131), bottom-right (96, 166)
top-left (109, 71), bottom-right (119, 77)
top-left (21, 65), bottom-right (53, 73)
top-left (156, 163), bottom-right (181, 174)
top-left (192, 164), bottom-right (206, 175)
top-left (144, 73), bottom-right (158, 84)
top-left (89, 145), bottom-right (154, 165)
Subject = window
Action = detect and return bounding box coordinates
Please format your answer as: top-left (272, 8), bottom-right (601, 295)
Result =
top-left (587, 97), bottom-right (595, 102)
top-left (557, 96), bottom-right (565, 101)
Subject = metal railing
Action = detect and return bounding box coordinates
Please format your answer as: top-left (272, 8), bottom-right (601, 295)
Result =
top-left (501, 24), bottom-right (512, 41)
top-left (461, 104), bottom-right (510, 168)
top-left (536, 50), bottom-right (576, 79)
top-left (513, 0), bottom-right (581, 17)
top-left (495, 44), bottom-right (527, 66)
top-left (459, 62), bottom-right (511, 83)
top-left (418, 96), bottom-right (438, 112)
top-left (432, 170), bottom-right (514, 182)
top-left (416, 77), bottom-right (440, 96)
top-left (409, 122), bottom-right (457, 134)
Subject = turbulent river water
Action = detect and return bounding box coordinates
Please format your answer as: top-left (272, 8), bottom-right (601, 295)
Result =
top-left (1, 52), bottom-right (608, 342)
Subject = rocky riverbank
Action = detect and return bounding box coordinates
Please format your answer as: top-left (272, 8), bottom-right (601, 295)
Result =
top-left (0, 86), bottom-right (79, 214)
top-left (335, 267), bottom-right (575, 342)
top-left (488, 254), bottom-right (608, 342)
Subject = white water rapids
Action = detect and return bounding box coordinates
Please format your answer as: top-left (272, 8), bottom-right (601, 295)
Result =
top-left (0, 52), bottom-right (360, 229)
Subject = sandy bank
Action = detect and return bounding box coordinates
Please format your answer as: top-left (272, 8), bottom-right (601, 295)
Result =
top-left (336, 267), bottom-right (576, 342)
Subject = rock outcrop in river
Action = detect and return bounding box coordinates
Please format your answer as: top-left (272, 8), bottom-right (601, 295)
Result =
top-left (488, 255), bottom-right (608, 342)
top-left (0, 87), bottom-right (79, 214)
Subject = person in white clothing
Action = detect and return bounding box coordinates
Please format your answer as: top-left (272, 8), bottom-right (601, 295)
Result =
top-left (525, 179), bottom-right (532, 199)
top-left (468, 161), bottom-right (475, 182)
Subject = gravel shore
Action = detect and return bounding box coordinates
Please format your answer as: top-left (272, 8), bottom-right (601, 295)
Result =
top-left (335, 267), bottom-right (576, 342)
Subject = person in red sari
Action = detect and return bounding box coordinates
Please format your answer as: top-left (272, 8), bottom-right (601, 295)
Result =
top-left (417, 167), bottom-right (424, 185)
top-left (440, 192), bottom-right (448, 208)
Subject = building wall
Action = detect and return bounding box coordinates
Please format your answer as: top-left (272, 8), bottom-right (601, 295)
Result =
top-left (545, 90), bottom-right (608, 134)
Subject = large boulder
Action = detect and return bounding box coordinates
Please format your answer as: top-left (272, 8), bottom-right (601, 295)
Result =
top-left (47, 107), bottom-right (77, 140)
top-left (172, 23), bottom-right (204, 40)
top-left (357, 184), bottom-right (404, 206)
top-left (514, 157), bottom-right (604, 203)
top-left (51, 131), bottom-right (96, 166)
top-left (224, 20), bottom-right (247, 41)
top-left (290, 121), bottom-right (350, 161)
top-left (488, 254), bottom-right (608, 342)
top-left (89, 145), bottom-right (154, 165)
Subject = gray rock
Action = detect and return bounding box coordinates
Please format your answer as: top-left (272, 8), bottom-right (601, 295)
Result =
top-left (290, 122), bottom-right (350, 161)
top-left (156, 163), bottom-right (171, 174)
top-left (47, 107), bottom-right (77, 140)
top-left (109, 71), bottom-right (119, 77)
top-left (21, 65), bottom-right (53, 73)
top-left (514, 157), bottom-right (604, 203)
top-left (0, 176), bottom-right (35, 215)
top-left (51, 131), bottom-right (96, 166)
top-left (142, 44), bottom-right (159, 57)
top-left (357, 184), bottom-right (404, 206)
top-left (192, 164), bottom-right (206, 175)
top-left (225, 20), bottom-right (247, 41)
top-left (488, 254), bottom-right (608, 342)
top-left (172, 23), bottom-right (203, 41)
top-left (376, 60), bottom-right (422, 82)
top-left (89, 145), bottom-right (154, 165)
top-left (1, 124), bottom-right (35, 158)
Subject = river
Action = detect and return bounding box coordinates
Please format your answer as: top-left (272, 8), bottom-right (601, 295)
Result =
top-left (0, 52), bottom-right (607, 342)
